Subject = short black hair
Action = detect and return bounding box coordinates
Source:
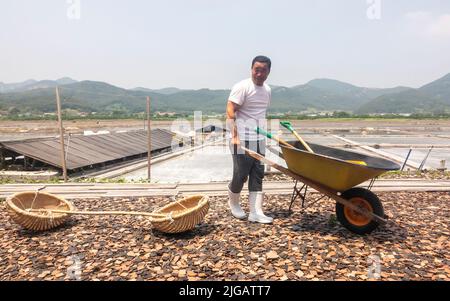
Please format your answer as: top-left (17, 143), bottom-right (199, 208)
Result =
top-left (252, 55), bottom-right (271, 71)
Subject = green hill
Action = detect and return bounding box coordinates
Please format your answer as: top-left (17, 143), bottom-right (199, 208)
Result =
top-left (356, 73), bottom-right (450, 114)
top-left (1, 74), bottom-right (449, 115)
top-left (420, 73), bottom-right (450, 101)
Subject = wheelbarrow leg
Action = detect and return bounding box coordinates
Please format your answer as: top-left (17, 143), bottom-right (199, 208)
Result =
top-left (289, 181), bottom-right (307, 213)
top-left (367, 176), bottom-right (378, 190)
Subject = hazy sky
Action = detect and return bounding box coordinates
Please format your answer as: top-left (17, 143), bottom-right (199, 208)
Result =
top-left (1, 0), bottom-right (450, 89)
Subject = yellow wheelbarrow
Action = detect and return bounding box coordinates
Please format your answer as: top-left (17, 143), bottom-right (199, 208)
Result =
top-left (243, 128), bottom-right (400, 235)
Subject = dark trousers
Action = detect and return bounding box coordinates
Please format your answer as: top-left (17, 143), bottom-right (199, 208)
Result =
top-left (229, 140), bottom-right (266, 193)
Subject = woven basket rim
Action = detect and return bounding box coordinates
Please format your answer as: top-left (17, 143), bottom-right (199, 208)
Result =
top-left (151, 195), bottom-right (209, 222)
top-left (6, 191), bottom-right (76, 219)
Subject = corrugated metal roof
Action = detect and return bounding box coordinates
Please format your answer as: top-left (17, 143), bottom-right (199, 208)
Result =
top-left (0, 129), bottom-right (178, 170)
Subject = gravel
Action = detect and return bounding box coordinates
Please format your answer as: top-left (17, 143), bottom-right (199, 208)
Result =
top-left (1, 191), bottom-right (449, 281)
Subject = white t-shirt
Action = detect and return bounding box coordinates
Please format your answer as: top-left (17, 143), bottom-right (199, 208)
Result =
top-left (229, 78), bottom-right (271, 141)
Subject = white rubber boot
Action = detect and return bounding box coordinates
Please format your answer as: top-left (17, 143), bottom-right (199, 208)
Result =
top-left (228, 187), bottom-right (247, 220)
top-left (248, 192), bottom-right (273, 224)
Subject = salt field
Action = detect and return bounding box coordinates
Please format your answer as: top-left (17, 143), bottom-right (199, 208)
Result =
top-left (121, 131), bottom-right (450, 182)
top-left (121, 144), bottom-right (286, 183)
top-left (1, 120), bottom-right (449, 182)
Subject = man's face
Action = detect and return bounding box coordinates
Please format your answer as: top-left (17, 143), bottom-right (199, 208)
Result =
top-left (251, 62), bottom-right (270, 86)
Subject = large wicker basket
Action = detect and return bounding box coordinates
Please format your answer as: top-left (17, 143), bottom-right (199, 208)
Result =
top-left (151, 195), bottom-right (210, 233)
top-left (6, 191), bottom-right (75, 231)
top-left (5, 192), bottom-right (209, 234)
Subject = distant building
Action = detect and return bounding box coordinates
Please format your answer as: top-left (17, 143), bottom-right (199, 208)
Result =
top-left (195, 125), bottom-right (228, 133)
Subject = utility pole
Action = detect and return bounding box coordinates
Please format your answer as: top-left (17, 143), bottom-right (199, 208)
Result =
top-left (56, 87), bottom-right (68, 182)
top-left (147, 96), bottom-right (151, 181)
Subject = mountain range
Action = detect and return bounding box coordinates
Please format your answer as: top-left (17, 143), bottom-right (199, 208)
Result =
top-left (0, 74), bottom-right (449, 115)
top-left (356, 73), bottom-right (450, 114)
top-left (0, 77), bottom-right (77, 93)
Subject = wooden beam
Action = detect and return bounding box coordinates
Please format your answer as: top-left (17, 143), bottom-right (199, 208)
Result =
top-left (56, 87), bottom-right (68, 182)
top-left (0, 148), bottom-right (5, 169)
top-left (147, 96), bottom-right (151, 181)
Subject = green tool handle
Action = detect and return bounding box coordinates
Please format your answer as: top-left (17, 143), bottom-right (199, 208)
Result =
top-left (280, 121), bottom-right (294, 132)
top-left (280, 121), bottom-right (315, 153)
top-left (255, 127), bottom-right (293, 148)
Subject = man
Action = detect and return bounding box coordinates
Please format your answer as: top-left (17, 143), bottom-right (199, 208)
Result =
top-left (226, 55), bottom-right (273, 224)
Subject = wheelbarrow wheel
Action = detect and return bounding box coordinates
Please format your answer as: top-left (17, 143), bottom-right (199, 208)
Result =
top-left (335, 187), bottom-right (384, 235)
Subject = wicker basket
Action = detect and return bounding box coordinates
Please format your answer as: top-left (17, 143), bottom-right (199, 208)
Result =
top-left (6, 191), bottom-right (75, 231)
top-left (151, 195), bottom-right (210, 233)
top-left (6, 192), bottom-right (209, 234)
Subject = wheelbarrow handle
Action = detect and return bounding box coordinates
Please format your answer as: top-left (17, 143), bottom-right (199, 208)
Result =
top-left (255, 127), bottom-right (293, 148)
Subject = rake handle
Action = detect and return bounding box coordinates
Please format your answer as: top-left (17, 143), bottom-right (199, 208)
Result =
top-left (255, 127), bottom-right (293, 148)
top-left (280, 121), bottom-right (315, 153)
top-left (279, 122), bottom-right (367, 166)
top-left (291, 131), bottom-right (315, 153)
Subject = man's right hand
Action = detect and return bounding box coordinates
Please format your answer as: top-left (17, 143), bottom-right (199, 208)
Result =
top-left (231, 120), bottom-right (240, 146)
top-left (231, 132), bottom-right (242, 155)
top-left (226, 100), bottom-right (241, 147)
top-left (231, 134), bottom-right (240, 146)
